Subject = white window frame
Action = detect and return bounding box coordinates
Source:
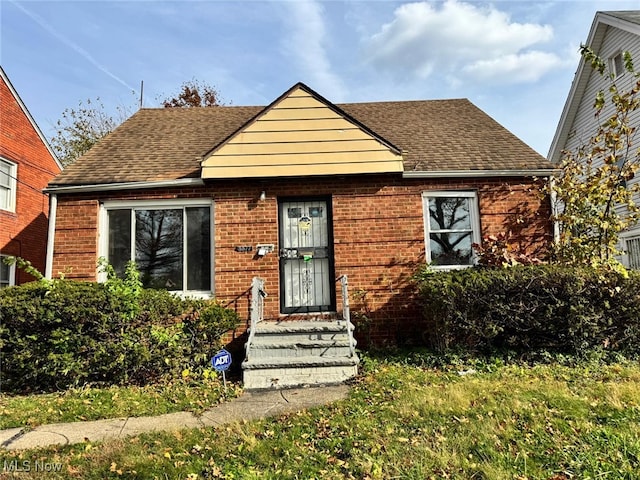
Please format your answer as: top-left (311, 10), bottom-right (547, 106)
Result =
top-left (422, 191), bottom-right (481, 270)
top-left (0, 158), bottom-right (17, 213)
top-left (99, 199), bottom-right (214, 297)
top-left (0, 254), bottom-right (16, 288)
top-left (623, 230), bottom-right (640, 270)
top-left (610, 51), bottom-right (626, 77)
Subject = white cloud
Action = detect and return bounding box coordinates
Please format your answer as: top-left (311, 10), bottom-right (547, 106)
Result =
top-left (280, 0), bottom-right (346, 100)
top-left (366, 0), bottom-right (562, 85)
top-left (463, 51), bottom-right (564, 84)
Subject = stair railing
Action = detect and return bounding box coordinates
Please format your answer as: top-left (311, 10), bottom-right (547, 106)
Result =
top-left (245, 277), bottom-right (266, 361)
top-left (336, 275), bottom-right (356, 358)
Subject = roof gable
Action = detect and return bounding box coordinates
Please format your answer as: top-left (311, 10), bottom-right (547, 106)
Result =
top-left (201, 83), bottom-right (404, 179)
top-left (548, 10), bottom-right (640, 162)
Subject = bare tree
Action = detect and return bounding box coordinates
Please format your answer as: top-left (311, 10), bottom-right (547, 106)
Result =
top-left (50, 98), bottom-right (130, 167)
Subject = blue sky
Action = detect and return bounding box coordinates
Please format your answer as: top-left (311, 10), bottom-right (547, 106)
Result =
top-left (1, 0), bottom-right (639, 156)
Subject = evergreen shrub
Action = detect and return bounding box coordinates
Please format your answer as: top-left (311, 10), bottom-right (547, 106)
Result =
top-left (417, 265), bottom-right (640, 354)
top-left (0, 280), bottom-right (238, 393)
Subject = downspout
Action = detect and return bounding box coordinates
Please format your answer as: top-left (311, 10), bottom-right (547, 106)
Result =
top-left (45, 193), bottom-right (57, 280)
top-left (549, 176), bottom-right (560, 244)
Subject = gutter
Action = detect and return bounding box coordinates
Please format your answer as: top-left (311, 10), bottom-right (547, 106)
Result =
top-left (43, 178), bottom-right (205, 194)
top-left (45, 193), bottom-right (57, 280)
top-left (403, 169), bottom-right (558, 179)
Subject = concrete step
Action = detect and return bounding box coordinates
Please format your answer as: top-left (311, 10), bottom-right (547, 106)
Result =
top-left (243, 355), bottom-right (359, 370)
top-left (248, 340), bottom-right (353, 359)
top-left (243, 320), bottom-right (359, 389)
top-left (242, 356), bottom-right (360, 390)
top-left (250, 321), bottom-right (354, 343)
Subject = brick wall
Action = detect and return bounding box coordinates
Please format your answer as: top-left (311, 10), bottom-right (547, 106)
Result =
top-left (52, 174), bottom-right (551, 345)
top-left (0, 75), bottom-right (61, 283)
top-left (50, 199), bottom-right (100, 280)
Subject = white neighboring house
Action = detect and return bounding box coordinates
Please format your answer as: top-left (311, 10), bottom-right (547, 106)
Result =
top-left (548, 10), bottom-right (640, 269)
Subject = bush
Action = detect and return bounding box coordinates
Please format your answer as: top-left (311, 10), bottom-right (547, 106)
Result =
top-left (0, 280), bottom-right (239, 393)
top-left (417, 265), bottom-right (640, 355)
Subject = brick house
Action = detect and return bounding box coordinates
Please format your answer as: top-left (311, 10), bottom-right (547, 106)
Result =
top-left (46, 83), bottom-right (553, 387)
top-left (0, 66), bottom-right (62, 287)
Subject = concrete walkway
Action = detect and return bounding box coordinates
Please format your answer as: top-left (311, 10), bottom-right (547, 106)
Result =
top-left (0, 384), bottom-right (350, 451)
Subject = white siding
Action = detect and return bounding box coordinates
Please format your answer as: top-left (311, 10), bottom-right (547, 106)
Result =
top-left (560, 26), bottom-right (640, 231)
top-left (562, 27), bottom-right (640, 159)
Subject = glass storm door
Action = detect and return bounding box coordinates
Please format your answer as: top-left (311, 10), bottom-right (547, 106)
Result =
top-left (279, 198), bottom-right (335, 313)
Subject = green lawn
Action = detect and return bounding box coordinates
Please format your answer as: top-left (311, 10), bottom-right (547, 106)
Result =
top-left (0, 373), bottom-right (241, 429)
top-left (2, 353), bottom-right (640, 479)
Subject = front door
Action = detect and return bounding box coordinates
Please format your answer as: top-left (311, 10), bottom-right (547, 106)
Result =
top-left (279, 198), bottom-right (335, 313)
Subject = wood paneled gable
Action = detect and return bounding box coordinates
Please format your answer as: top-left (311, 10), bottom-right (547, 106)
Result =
top-left (200, 83), bottom-right (404, 179)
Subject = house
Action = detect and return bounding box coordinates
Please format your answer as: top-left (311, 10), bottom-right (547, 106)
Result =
top-left (548, 10), bottom-right (640, 269)
top-left (0, 66), bottom-right (63, 287)
top-left (45, 82), bottom-right (553, 388)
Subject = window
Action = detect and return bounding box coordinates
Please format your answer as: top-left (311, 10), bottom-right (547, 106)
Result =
top-left (0, 158), bottom-right (17, 212)
top-left (101, 200), bottom-right (213, 294)
top-left (0, 255), bottom-right (15, 288)
top-left (626, 235), bottom-right (640, 270)
top-left (611, 52), bottom-right (625, 77)
top-left (422, 191), bottom-right (481, 268)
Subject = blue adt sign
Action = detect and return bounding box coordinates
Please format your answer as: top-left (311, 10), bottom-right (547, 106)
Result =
top-left (211, 349), bottom-right (232, 372)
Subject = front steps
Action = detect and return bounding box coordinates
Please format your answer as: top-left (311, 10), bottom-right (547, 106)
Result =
top-left (242, 320), bottom-right (359, 390)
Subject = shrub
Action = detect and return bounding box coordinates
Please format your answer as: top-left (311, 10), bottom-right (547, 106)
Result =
top-left (417, 265), bottom-right (640, 355)
top-left (0, 280), bottom-right (239, 393)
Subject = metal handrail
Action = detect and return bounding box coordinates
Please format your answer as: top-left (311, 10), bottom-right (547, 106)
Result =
top-left (336, 275), bottom-right (356, 358)
top-left (245, 277), bottom-right (266, 361)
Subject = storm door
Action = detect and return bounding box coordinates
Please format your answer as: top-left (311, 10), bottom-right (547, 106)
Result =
top-left (279, 198), bottom-right (335, 313)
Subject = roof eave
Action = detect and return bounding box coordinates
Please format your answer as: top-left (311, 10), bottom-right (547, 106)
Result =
top-left (44, 177), bottom-right (204, 194)
top-left (403, 169), bottom-right (558, 179)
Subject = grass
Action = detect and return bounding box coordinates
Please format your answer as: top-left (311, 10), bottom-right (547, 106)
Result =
top-left (0, 372), bottom-right (241, 429)
top-left (2, 352), bottom-right (640, 479)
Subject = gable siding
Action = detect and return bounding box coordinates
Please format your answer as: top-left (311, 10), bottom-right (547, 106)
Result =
top-left (201, 87), bottom-right (404, 179)
top-left (562, 27), bottom-right (640, 160)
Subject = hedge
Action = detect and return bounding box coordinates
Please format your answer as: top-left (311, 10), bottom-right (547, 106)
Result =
top-left (417, 265), bottom-right (640, 355)
top-left (0, 280), bottom-right (239, 393)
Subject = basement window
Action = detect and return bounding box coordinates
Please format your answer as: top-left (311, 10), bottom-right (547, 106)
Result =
top-left (422, 191), bottom-right (481, 269)
top-left (100, 199), bottom-right (213, 295)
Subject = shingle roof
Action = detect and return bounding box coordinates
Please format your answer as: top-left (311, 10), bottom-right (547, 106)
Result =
top-left (50, 95), bottom-right (551, 186)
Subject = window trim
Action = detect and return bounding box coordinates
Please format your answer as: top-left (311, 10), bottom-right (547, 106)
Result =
top-left (610, 52), bottom-right (624, 77)
top-left (422, 190), bottom-right (481, 270)
top-left (0, 254), bottom-right (16, 288)
top-left (99, 199), bottom-right (214, 297)
top-left (623, 230), bottom-right (640, 270)
top-left (0, 157), bottom-right (17, 213)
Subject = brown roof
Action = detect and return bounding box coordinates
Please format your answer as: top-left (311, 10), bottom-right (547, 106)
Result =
top-left (50, 95), bottom-right (552, 186)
